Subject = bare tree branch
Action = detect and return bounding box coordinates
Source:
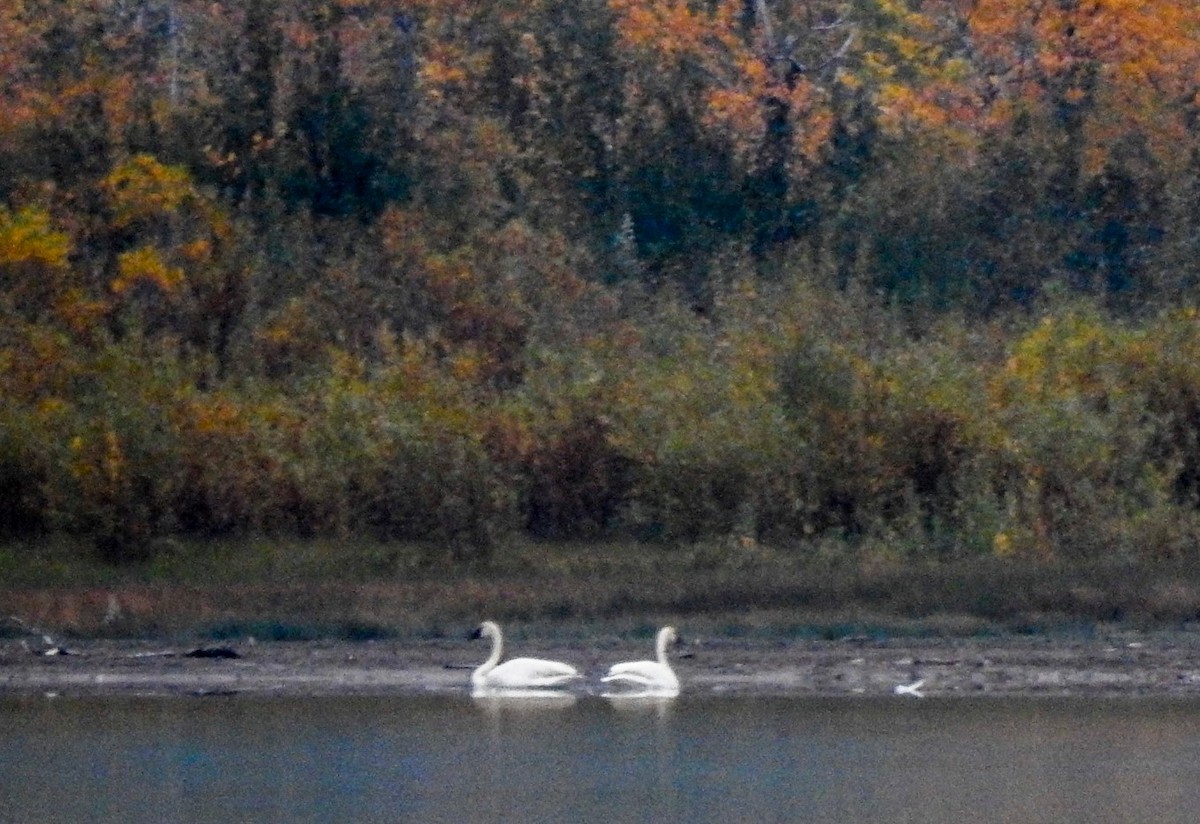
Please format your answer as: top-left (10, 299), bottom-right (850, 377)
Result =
top-left (818, 30), bottom-right (857, 76)
top-left (754, 0), bottom-right (778, 53)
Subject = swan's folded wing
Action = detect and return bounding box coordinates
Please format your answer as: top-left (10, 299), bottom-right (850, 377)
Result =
top-left (507, 656), bottom-right (580, 677)
top-left (603, 660), bottom-right (679, 693)
top-left (486, 657), bottom-right (581, 689)
top-left (601, 671), bottom-right (655, 686)
top-left (604, 661), bottom-right (663, 681)
top-left (526, 673), bottom-right (582, 688)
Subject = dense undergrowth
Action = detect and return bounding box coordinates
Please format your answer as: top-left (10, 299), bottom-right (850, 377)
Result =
top-left (7, 289), bottom-right (1200, 569)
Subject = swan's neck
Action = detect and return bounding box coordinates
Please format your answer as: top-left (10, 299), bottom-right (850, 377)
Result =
top-left (474, 630), bottom-right (503, 682)
top-left (656, 630), bottom-right (671, 665)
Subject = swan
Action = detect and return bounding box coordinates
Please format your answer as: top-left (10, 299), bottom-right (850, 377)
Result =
top-left (601, 626), bottom-right (682, 695)
top-left (469, 621), bottom-right (581, 693)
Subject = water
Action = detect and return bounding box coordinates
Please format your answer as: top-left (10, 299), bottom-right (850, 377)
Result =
top-left (3, 693), bottom-right (1200, 823)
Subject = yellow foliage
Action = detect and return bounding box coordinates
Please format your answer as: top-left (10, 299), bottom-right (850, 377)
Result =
top-left (877, 83), bottom-right (953, 133)
top-left (0, 206), bottom-right (75, 321)
top-left (111, 246), bottom-right (185, 297)
top-left (0, 206), bottom-right (70, 272)
top-left (257, 298), bottom-right (326, 362)
top-left (103, 429), bottom-right (125, 485)
top-left (102, 154), bottom-right (196, 229)
top-left (889, 33), bottom-right (926, 63)
top-left (450, 350), bottom-right (485, 382)
top-left (69, 428), bottom-right (126, 489)
top-left (419, 57), bottom-right (468, 88)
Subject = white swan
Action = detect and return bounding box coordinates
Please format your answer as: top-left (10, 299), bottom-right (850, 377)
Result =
top-left (601, 626), bottom-right (682, 695)
top-left (469, 621), bottom-right (581, 693)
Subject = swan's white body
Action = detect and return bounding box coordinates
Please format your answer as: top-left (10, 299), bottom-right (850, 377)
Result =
top-left (601, 626), bottom-right (681, 695)
top-left (470, 621), bottom-right (581, 693)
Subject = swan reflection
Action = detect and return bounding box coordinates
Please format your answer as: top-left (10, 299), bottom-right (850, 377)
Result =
top-left (601, 690), bottom-right (677, 719)
top-left (471, 689), bottom-right (579, 715)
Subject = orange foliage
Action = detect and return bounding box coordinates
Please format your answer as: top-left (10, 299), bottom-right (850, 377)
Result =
top-left (967, 0), bottom-right (1200, 166)
top-left (611, 0), bottom-right (835, 170)
top-left (418, 45), bottom-right (470, 95)
top-left (611, 0), bottom-right (735, 57)
top-left (175, 394), bottom-right (250, 439)
top-left (0, 2), bottom-right (45, 143)
top-left (53, 288), bottom-right (110, 338)
top-left (787, 79), bottom-right (835, 164)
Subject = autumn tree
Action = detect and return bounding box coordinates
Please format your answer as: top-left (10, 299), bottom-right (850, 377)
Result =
top-left (607, 0), bottom-right (846, 280)
top-left (966, 0), bottom-right (1200, 306)
top-left (99, 154), bottom-right (245, 379)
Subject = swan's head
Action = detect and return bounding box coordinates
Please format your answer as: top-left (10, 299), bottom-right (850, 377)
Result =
top-left (470, 620), bottom-right (501, 641)
top-left (661, 626), bottom-right (682, 646)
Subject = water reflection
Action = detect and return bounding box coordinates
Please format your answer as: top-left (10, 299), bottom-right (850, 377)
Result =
top-left (602, 691), bottom-right (677, 719)
top-left (471, 689), bottom-right (578, 714)
top-left (4, 695), bottom-right (1200, 823)
top-left (602, 691), bottom-right (680, 820)
top-left (470, 690), bottom-right (578, 710)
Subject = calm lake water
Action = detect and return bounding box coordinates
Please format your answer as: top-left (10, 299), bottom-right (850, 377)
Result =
top-left (3, 693), bottom-right (1200, 823)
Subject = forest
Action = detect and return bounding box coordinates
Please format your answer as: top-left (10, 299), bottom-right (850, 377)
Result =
top-left (5, 0), bottom-right (1200, 575)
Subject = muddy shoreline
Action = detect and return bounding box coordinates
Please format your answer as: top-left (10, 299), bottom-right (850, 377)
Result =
top-left (6, 632), bottom-right (1200, 698)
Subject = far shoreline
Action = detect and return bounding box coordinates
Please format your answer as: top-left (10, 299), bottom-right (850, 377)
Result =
top-left (6, 631), bottom-right (1200, 699)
